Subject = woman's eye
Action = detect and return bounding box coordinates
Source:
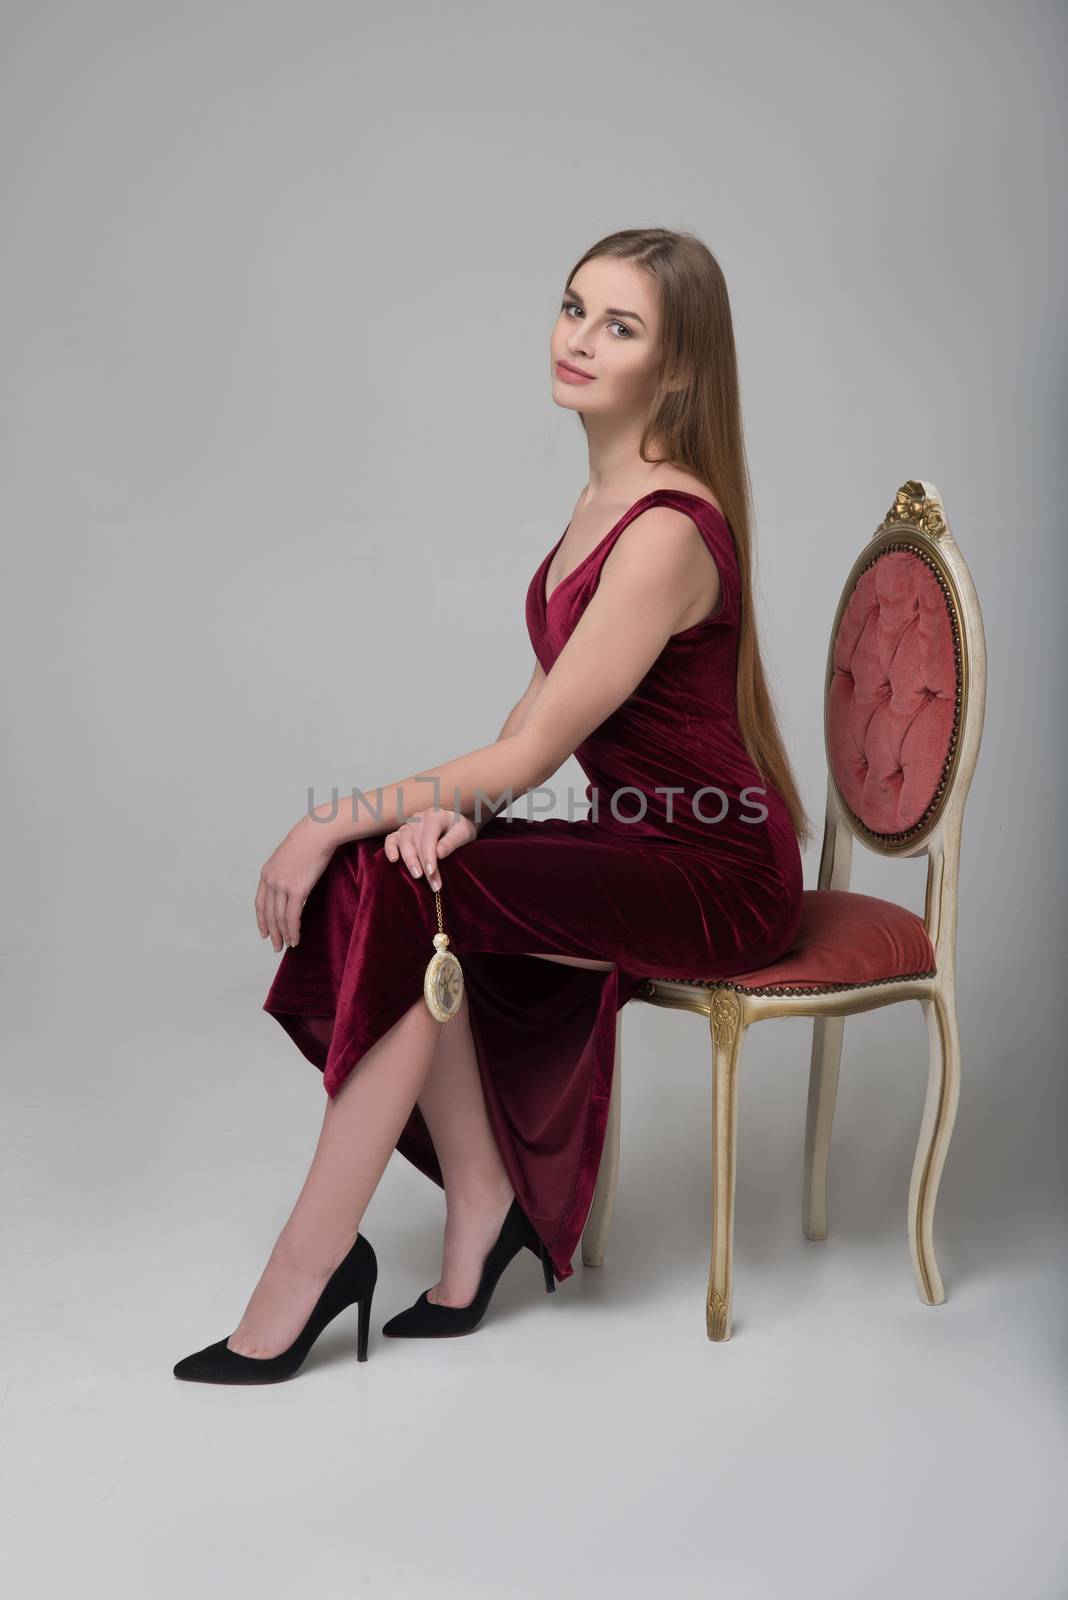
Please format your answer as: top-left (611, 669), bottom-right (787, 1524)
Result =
top-left (561, 303), bottom-right (632, 338)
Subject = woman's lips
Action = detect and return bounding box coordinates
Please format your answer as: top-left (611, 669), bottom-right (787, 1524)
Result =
top-left (556, 361), bottom-right (595, 384)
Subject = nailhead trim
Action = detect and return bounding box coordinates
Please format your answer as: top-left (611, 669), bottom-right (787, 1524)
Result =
top-left (637, 967), bottom-right (937, 999)
top-left (833, 539), bottom-right (963, 847)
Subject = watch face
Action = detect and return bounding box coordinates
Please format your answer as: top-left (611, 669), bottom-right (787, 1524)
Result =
top-left (428, 952), bottom-right (463, 1019)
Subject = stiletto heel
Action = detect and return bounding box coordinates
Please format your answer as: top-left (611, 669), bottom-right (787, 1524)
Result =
top-left (356, 1292), bottom-right (371, 1362)
top-left (540, 1241), bottom-right (557, 1294)
top-left (173, 1231), bottom-right (378, 1384)
top-left (382, 1198), bottom-right (557, 1338)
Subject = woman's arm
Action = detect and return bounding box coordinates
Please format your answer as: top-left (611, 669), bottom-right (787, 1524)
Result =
top-left (317, 508), bottom-right (713, 846)
top-left (496, 659), bottom-right (546, 741)
top-left (463, 660), bottom-right (547, 828)
top-left (318, 663), bottom-right (548, 844)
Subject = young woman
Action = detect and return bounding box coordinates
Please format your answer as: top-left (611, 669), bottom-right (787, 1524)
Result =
top-left (174, 226), bottom-right (811, 1384)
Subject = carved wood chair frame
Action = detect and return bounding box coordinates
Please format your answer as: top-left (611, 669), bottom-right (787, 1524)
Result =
top-left (580, 480), bottom-right (987, 1341)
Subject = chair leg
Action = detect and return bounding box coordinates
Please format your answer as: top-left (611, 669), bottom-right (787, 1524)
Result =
top-left (910, 988), bottom-right (961, 1305)
top-left (708, 990), bottom-right (746, 1341)
top-left (802, 1014), bottom-right (846, 1240)
top-left (581, 1017), bottom-right (622, 1267)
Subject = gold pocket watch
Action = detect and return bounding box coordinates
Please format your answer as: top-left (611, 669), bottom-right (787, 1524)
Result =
top-left (423, 879), bottom-right (464, 1022)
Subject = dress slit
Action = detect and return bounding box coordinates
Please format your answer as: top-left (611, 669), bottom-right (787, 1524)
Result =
top-left (264, 828), bottom-right (647, 1283)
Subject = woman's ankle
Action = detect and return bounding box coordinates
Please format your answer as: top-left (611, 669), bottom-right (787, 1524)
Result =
top-left (271, 1221), bottom-right (360, 1280)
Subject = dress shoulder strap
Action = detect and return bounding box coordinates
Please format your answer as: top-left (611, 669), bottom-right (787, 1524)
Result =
top-left (608, 489), bottom-right (739, 625)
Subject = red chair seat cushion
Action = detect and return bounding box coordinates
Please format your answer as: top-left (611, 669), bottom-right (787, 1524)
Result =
top-left (723, 889), bottom-right (936, 993)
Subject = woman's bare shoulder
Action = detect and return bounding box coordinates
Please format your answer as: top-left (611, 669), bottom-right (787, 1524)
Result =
top-left (644, 469), bottom-right (724, 516)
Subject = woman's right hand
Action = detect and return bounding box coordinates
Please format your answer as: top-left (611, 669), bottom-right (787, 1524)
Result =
top-left (382, 806), bottom-right (481, 891)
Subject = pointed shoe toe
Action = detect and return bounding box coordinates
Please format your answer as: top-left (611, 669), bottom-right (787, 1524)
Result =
top-left (172, 1336), bottom-right (297, 1386)
top-left (381, 1288), bottom-right (485, 1338)
top-left (380, 1290), bottom-right (455, 1338)
top-left (172, 1231), bottom-right (378, 1384)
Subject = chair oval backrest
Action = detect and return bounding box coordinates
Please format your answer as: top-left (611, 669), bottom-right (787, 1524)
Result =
top-left (824, 483), bottom-right (976, 853)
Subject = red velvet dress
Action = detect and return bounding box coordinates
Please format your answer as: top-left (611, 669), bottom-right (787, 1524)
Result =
top-left (263, 489), bottom-right (803, 1283)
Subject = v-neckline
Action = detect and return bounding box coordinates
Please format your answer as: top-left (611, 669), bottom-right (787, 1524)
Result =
top-left (541, 488), bottom-right (728, 613)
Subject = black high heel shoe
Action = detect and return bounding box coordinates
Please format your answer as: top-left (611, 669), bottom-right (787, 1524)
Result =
top-left (172, 1231), bottom-right (378, 1384)
top-left (381, 1197), bottom-right (556, 1339)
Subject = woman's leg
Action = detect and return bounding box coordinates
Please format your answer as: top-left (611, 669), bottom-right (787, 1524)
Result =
top-left (413, 989), bottom-right (515, 1307)
top-left (231, 951), bottom-right (617, 1351)
top-left (227, 995), bottom-right (442, 1357)
top-left (414, 951), bottom-right (615, 1308)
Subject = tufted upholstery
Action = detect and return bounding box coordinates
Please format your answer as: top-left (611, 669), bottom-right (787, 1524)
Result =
top-left (827, 549), bottom-right (958, 836)
top-left (648, 889), bottom-right (936, 995)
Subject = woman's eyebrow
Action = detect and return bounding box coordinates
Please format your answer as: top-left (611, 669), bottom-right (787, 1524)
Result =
top-left (565, 290), bottom-right (647, 329)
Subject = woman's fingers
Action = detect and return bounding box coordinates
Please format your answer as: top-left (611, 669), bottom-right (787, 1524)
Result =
top-left (285, 894), bottom-right (302, 948)
top-left (264, 883), bottom-right (277, 946)
top-left (259, 882), bottom-right (296, 952)
top-left (381, 809), bottom-right (475, 892)
top-left (383, 813), bottom-right (442, 889)
top-left (384, 824), bottom-right (424, 881)
top-left (256, 835), bottom-right (323, 951)
top-left (437, 813), bottom-right (475, 858)
top-left (418, 812), bottom-right (453, 891)
top-left (273, 889), bottom-right (289, 947)
top-left (393, 824), bottom-right (425, 882)
top-left (384, 812), bottom-right (424, 877)
top-left (257, 880), bottom-right (307, 951)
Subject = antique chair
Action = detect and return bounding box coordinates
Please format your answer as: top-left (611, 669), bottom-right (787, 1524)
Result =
top-left (581, 480), bottom-right (987, 1341)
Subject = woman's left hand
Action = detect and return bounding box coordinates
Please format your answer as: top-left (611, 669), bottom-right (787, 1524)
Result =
top-left (255, 814), bottom-right (337, 951)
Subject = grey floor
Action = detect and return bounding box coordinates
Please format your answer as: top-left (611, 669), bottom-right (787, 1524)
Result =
top-left (3, 946), bottom-right (1066, 1600)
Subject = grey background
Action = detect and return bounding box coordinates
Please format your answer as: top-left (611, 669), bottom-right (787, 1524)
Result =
top-left (2, 1), bottom-right (1066, 1596)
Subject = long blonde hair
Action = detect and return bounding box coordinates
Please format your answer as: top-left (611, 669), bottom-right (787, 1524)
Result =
top-left (565, 227), bottom-right (813, 847)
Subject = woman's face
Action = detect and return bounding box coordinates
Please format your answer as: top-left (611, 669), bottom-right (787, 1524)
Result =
top-left (550, 257), bottom-right (663, 420)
